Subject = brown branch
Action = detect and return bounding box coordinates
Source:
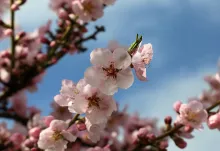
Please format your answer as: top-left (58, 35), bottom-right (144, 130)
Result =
top-left (0, 111), bottom-right (28, 126)
top-left (132, 100), bottom-right (220, 151)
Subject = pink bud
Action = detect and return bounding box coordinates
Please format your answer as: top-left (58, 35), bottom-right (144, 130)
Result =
top-left (137, 127), bottom-right (148, 139)
top-left (173, 101), bottom-right (182, 113)
top-left (146, 133), bottom-right (156, 141)
top-left (11, 3), bottom-right (19, 11)
top-left (174, 137), bottom-right (187, 149)
top-left (29, 127), bottom-right (41, 138)
top-left (50, 41), bottom-right (56, 47)
top-left (43, 116), bottom-right (54, 127)
top-left (23, 139), bottom-right (34, 148)
top-left (208, 113), bottom-right (220, 129)
top-left (10, 133), bottom-right (25, 145)
top-left (58, 9), bottom-right (68, 19)
top-left (4, 29), bottom-right (12, 36)
top-left (160, 141), bottom-right (168, 149)
top-left (164, 116), bottom-right (172, 125)
top-left (31, 148), bottom-right (38, 151)
top-left (40, 37), bottom-right (50, 44)
top-left (184, 126), bottom-right (194, 133)
top-left (36, 53), bottom-right (47, 62)
top-left (51, 57), bottom-right (57, 64)
top-left (77, 123), bottom-right (86, 131)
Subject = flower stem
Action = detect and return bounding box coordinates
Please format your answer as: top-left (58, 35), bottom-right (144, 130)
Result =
top-left (68, 114), bottom-right (80, 128)
top-left (132, 100), bottom-right (220, 151)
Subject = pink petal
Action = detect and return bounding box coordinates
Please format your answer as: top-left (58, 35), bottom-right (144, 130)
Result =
top-left (90, 48), bottom-right (112, 67)
top-left (116, 68), bottom-right (134, 89)
top-left (61, 131), bottom-right (77, 142)
top-left (113, 48), bottom-right (131, 69)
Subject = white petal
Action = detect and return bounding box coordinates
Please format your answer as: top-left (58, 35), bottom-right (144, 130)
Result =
top-left (117, 68), bottom-right (134, 89)
top-left (90, 48), bottom-right (112, 67)
top-left (54, 95), bottom-right (69, 107)
top-left (61, 131), bottom-right (77, 142)
top-left (68, 96), bottom-right (88, 114)
top-left (50, 120), bottom-right (68, 131)
top-left (84, 67), bottom-right (102, 88)
top-left (99, 78), bottom-right (118, 95)
top-left (113, 48), bottom-right (131, 69)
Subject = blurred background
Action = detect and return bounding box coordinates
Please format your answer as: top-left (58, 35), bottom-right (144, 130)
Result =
top-left (1, 0), bottom-right (220, 150)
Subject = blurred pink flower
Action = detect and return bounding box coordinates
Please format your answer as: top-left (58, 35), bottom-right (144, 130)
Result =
top-left (177, 100), bottom-right (208, 129)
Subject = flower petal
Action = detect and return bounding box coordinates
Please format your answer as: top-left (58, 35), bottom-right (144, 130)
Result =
top-left (61, 131), bottom-right (77, 142)
top-left (113, 48), bottom-right (131, 69)
top-left (117, 68), bottom-right (134, 89)
top-left (68, 96), bottom-right (88, 114)
top-left (90, 48), bottom-right (112, 67)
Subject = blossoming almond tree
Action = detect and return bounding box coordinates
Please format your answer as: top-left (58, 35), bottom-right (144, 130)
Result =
top-left (0, 0), bottom-right (219, 151)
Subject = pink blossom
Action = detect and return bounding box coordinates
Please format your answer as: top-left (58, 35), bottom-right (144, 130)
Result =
top-left (51, 102), bottom-right (73, 121)
top-left (10, 133), bottom-right (25, 147)
top-left (54, 79), bottom-right (80, 107)
top-left (68, 79), bottom-right (117, 124)
top-left (85, 119), bottom-right (106, 143)
top-left (85, 48), bottom-right (134, 95)
top-left (199, 90), bottom-right (216, 108)
top-left (107, 40), bottom-right (128, 52)
top-left (10, 91), bottom-right (27, 117)
top-left (38, 120), bottom-right (77, 151)
top-left (177, 100), bottom-right (208, 129)
top-left (205, 73), bottom-right (220, 91)
top-left (132, 43), bottom-right (153, 81)
top-left (72, 0), bottom-right (104, 22)
top-left (208, 112), bottom-right (220, 129)
top-left (0, 68), bottom-right (10, 83)
top-left (43, 116), bottom-right (55, 127)
top-left (29, 127), bottom-right (41, 139)
top-left (173, 101), bottom-right (182, 113)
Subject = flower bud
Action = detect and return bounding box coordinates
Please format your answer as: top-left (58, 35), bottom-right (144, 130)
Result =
top-left (173, 101), bottom-right (182, 113)
top-left (43, 115), bottom-right (54, 127)
top-left (208, 113), bottom-right (220, 129)
top-left (29, 127), bottom-right (41, 138)
top-left (164, 116), bottom-right (172, 125)
top-left (77, 123), bottom-right (86, 131)
top-left (173, 137), bottom-right (187, 149)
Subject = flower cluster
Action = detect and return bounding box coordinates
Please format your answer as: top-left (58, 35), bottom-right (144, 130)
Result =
top-left (0, 0), bottom-right (220, 151)
top-left (50, 0), bottom-right (116, 23)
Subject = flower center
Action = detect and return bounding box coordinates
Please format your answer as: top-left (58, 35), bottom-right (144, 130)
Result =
top-left (83, 2), bottom-right (93, 14)
top-left (103, 64), bottom-right (120, 79)
top-left (52, 131), bottom-right (63, 141)
top-left (73, 88), bottom-right (79, 95)
top-left (187, 112), bottom-right (198, 123)
top-left (88, 95), bottom-right (101, 108)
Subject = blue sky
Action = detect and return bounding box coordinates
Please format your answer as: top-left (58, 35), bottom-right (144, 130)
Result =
top-left (2, 0), bottom-right (220, 150)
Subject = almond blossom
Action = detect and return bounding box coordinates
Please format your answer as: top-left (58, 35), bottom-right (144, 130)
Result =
top-left (72, 0), bottom-right (104, 22)
top-left (54, 79), bottom-right (80, 107)
top-left (68, 79), bottom-right (117, 124)
top-left (38, 120), bottom-right (77, 151)
top-left (131, 43), bottom-right (153, 81)
top-left (85, 48), bottom-right (134, 95)
top-left (177, 100), bottom-right (208, 129)
top-left (208, 112), bottom-right (220, 130)
top-left (85, 119), bottom-right (106, 143)
top-left (10, 91), bottom-right (27, 117)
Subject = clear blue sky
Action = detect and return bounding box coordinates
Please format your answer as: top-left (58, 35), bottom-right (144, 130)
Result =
top-left (1, 0), bottom-right (220, 150)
